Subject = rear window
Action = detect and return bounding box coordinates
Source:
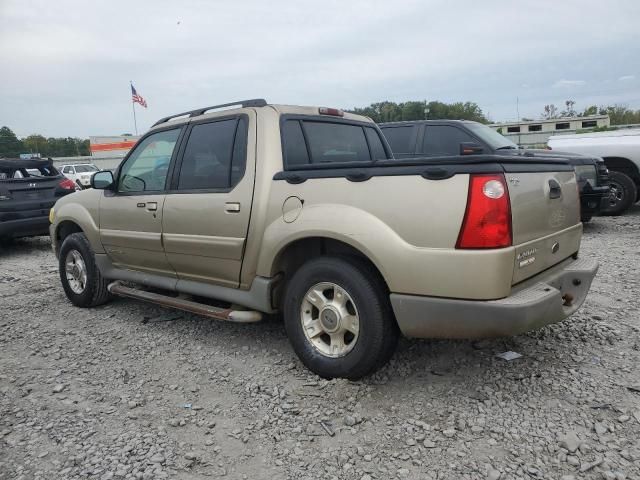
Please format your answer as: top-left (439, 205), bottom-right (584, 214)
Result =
top-left (281, 118), bottom-right (389, 168)
top-left (0, 163), bottom-right (58, 180)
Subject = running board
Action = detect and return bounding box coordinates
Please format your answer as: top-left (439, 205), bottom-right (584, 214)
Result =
top-left (107, 282), bottom-right (262, 323)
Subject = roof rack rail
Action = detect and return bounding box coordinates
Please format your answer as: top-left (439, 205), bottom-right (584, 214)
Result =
top-left (152, 98), bottom-right (267, 127)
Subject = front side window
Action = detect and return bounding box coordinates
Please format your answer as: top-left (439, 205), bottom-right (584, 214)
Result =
top-left (176, 118), bottom-right (247, 190)
top-left (118, 128), bottom-right (180, 193)
top-left (421, 126), bottom-right (476, 156)
top-left (63, 166), bottom-right (73, 174)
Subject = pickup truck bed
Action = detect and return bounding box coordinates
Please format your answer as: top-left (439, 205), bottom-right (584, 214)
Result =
top-left (379, 120), bottom-right (610, 222)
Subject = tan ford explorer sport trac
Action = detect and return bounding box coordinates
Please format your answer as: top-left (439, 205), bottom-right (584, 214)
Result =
top-left (49, 99), bottom-right (598, 379)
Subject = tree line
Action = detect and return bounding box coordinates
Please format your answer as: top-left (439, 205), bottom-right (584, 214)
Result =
top-left (540, 100), bottom-right (640, 124)
top-left (349, 100), bottom-right (488, 124)
top-left (0, 126), bottom-right (90, 158)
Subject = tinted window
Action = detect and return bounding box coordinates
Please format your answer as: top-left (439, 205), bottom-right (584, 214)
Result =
top-left (282, 120), bottom-right (309, 167)
top-left (231, 118), bottom-right (248, 186)
top-left (177, 119), bottom-right (241, 190)
top-left (304, 122), bottom-right (370, 164)
top-left (421, 126), bottom-right (475, 156)
top-left (118, 128), bottom-right (180, 192)
top-left (529, 124), bottom-right (542, 132)
top-left (364, 128), bottom-right (387, 160)
top-left (380, 126), bottom-right (414, 154)
top-left (556, 122), bottom-right (570, 130)
top-left (75, 165), bottom-right (98, 173)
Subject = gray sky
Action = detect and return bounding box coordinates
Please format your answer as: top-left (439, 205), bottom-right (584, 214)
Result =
top-left (1, 0), bottom-right (639, 138)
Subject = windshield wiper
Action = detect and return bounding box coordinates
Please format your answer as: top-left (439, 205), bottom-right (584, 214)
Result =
top-left (496, 145), bottom-right (518, 150)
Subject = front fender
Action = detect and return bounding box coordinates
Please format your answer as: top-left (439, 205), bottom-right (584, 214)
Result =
top-left (51, 189), bottom-right (103, 254)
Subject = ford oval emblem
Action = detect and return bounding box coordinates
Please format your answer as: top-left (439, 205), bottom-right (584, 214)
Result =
top-left (551, 242), bottom-right (560, 254)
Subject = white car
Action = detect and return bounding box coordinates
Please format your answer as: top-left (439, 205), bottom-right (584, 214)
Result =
top-left (60, 164), bottom-right (100, 189)
top-left (548, 129), bottom-right (640, 215)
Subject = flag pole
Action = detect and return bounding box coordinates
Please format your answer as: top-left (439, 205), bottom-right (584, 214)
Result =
top-left (130, 81), bottom-right (138, 135)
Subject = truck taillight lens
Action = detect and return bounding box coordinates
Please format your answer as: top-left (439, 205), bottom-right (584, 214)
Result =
top-left (59, 178), bottom-right (77, 191)
top-left (456, 174), bottom-right (512, 249)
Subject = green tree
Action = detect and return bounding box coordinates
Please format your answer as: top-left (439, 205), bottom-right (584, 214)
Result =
top-left (598, 105), bottom-right (640, 125)
top-left (542, 104), bottom-right (559, 119)
top-left (0, 126), bottom-right (24, 158)
top-left (23, 134), bottom-right (49, 156)
top-left (351, 100), bottom-right (488, 123)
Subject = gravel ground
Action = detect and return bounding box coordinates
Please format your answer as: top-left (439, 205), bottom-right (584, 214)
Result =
top-left (1, 206), bottom-right (639, 480)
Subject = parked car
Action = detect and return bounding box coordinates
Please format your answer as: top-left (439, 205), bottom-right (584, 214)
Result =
top-left (548, 129), bottom-right (640, 215)
top-left (0, 157), bottom-right (78, 243)
top-left (49, 99), bottom-right (598, 379)
top-left (379, 120), bottom-right (610, 222)
top-left (60, 163), bottom-right (101, 189)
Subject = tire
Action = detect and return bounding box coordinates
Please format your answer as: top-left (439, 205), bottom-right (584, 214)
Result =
top-left (601, 171), bottom-right (637, 216)
top-left (283, 256), bottom-right (399, 380)
top-left (59, 232), bottom-right (112, 307)
top-left (580, 213), bottom-right (593, 223)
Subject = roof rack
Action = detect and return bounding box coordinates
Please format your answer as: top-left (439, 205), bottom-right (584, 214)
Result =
top-left (152, 98), bottom-right (267, 127)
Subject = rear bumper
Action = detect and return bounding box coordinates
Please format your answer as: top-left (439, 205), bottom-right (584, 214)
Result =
top-left (390, 257), bottom-right (598, 339)
top-left (0, 216), bottom-right (50, 238)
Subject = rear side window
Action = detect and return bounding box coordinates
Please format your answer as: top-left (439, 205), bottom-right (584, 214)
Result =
top-left (380, 126), bottom-right (414, 154)
top-left (281, 119), bottom-right (389, 168)
top-left (282, 120), bottom-right (310, 167)
top-left (177, 118), bottom-right (247, 190)
top-left (304, 122), bottom-right (370, 164)
top-left (421, 125), bottom-right (475, 156)
top-left (364, 128), bottom-right (387, 160)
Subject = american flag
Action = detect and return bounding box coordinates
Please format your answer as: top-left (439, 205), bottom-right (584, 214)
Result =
top-left (131, 84), bottom-right (148, 108)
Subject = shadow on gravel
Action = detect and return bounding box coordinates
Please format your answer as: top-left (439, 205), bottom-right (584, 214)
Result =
top-left (0, 236), bottom-right (52, 258)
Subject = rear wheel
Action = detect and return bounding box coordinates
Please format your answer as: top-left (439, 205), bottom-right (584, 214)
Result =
top-left (601, 171), bottom-right (637, 216)
top-left (59, 232), bottom-right (112, 307)
top-left (283, 256), bottom-right (398, 379)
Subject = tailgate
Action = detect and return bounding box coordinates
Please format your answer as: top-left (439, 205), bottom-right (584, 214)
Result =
top-left (506, 170), bottom-right (582, 284)
top-left (0, 178), bottom-right (60, 220)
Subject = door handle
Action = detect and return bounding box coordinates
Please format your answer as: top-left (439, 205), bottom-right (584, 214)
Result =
top-left (548, 179), bottom-right (562, 199)
top-left (225, 202), bottom-right (241, 213)
top-left (146, 202), bottom-right (158, 211)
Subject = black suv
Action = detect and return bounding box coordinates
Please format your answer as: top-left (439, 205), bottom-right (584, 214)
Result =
top-left (379, 120), bottom-right (610, 222)
top-left (0, 157), bottom-right (78, 243)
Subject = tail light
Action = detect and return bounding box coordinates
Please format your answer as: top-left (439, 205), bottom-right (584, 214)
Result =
top-left (456, 174), bottom-right (512, 249)
top-left (59, 178), bottom-right (78, 191)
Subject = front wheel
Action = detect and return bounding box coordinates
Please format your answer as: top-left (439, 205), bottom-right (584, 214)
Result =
top-left (59, 232), bottom-right (112, 307)
top-left (601, 171), bottom-right (637, 216)
top-left (283, 256), bottom-right (398, 379)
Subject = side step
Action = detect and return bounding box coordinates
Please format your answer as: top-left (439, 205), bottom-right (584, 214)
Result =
top-left (107, 282), bottom-right (262, 323)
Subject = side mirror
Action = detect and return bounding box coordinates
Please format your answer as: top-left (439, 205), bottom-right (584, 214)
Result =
top-left (91, 170), bottom-right (114, 189)
top-left (460, 142), bottom-right (484, 155)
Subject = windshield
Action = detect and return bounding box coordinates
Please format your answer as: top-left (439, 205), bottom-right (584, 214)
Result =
top-left (75, 165), bottom-right (99, 173)
top-left (465, 123), bottom-right (518, 150)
